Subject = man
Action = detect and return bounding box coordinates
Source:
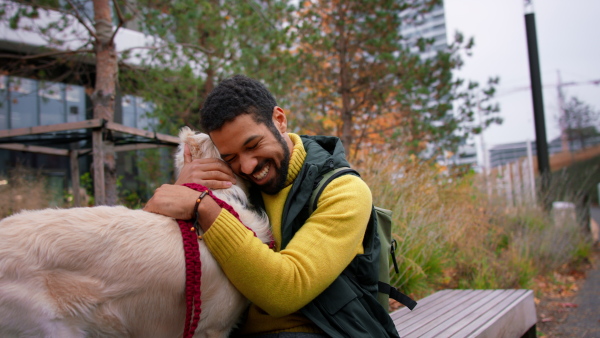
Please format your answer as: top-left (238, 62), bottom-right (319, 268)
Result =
top-left (144, 75), bottom-right (399, 337)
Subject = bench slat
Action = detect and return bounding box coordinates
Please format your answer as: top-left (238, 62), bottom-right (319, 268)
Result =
top-left (392, 289), bottom-right (468, 325)
top-left (389, 289), bottom-right (537, 338)
top-left (420, 290), bottom-right (526, 338)
top-left (443, 290), bottom-right (528, 337)
top-left (451, 290), bottom-right (536, 338)
top-left (393, 290), bottom-right (481, 333)
top-left (390, 289), bottom-right (453, 322)
top-left (407, 290), bottom-right (510, 338)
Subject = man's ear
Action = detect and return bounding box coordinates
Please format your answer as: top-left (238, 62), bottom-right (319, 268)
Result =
top-left (272, 106), bottom-right (287, 133)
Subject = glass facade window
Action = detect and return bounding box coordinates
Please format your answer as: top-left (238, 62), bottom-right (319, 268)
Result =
top-left (39, 81), bottom-right (66, 126)
top-left (0, 76), bottom-right (7, 130)
top-left (122, 95), bottom-right (137, 128)
top-left (121, 95), bottom-right (156, 130)
top-left (9, 77), bottom-right (38, 129)
top-left (0, 76), bottom-right (88, 131)
top-left (65, 84), bottom-right (86, 123)
top-left (136, 98), bottom-right (155, 130)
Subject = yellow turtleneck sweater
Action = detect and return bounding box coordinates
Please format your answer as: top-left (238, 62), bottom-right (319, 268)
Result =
top-left (203, 133), bottom-right (373, 334)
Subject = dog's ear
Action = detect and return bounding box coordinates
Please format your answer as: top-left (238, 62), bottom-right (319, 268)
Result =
top-left (174, 127), bottom-right (197, 177)
top-left (187, 132), bottom-right (220, 160)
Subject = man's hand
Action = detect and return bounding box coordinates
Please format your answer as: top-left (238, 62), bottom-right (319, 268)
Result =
top-left (144, 184), bottom-right (221, 231)
top-left (175, 144), bottom-right (236, 189)
top-left (143, 184), bottom-right (199, 220)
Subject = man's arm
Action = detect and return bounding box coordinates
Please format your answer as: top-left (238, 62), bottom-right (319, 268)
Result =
top-left (143, 184), bottom-right (221, 231)
top-left (203, 174), bottom-right (372, 317)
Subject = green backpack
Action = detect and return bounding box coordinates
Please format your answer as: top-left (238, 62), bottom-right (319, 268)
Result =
top-left (309, 167), bottom-right (417, 311)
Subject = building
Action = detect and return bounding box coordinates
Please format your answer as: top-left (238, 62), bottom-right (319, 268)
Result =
top-left (488, 136), bottom-right (600, 168)
top-left (399, 1), bottom-right (448, 59)
top-left (0, 1), bottom-right (176, 205)
top-left (448, 143), bottom-right (479, 168)
top-left (489, 141), bottom-right (537, 169)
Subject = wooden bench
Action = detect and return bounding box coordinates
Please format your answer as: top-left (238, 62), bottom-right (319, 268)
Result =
top-left (390, 289), bottom-right (537, 338)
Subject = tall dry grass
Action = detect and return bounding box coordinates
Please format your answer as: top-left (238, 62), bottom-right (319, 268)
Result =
top-left (0, 166), bottom-right (55, 219)
top-left (356, 153), bottom-right (592, 300)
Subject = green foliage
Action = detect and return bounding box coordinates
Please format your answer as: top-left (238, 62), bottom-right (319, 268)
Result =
top-left (80, 172), bottom-right (95, 205)
top-left (131, 147), bottom-right (173, 201)
top-left (289, 0), bottom-right (500, 157)
top-left (122, 0), bottom-right (299, 132)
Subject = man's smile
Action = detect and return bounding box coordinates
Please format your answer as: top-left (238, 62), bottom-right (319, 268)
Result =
top-left (253, 163), bottom-right (270, 181)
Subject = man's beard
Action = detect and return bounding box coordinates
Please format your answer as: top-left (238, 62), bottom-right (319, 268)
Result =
top-left (260, 131), bottom-right (290, 195)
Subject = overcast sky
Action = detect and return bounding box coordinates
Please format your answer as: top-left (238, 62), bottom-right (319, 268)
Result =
top-left (444, 0), bottom-right (600, 161)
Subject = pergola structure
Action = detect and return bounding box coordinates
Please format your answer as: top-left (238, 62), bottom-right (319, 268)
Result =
top-left (0, 119), bottom-right (179, 206)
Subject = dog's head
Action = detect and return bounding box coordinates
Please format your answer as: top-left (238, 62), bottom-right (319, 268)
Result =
top-left (174, 127), bottom-right (221, 177)
top-left (174, 127), bottom-right (271, 243)
top-left (175, 127), bottom-right (250, 194)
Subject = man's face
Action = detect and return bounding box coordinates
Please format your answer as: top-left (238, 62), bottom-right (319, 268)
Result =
top-left (210, 112), bottom-right (291, 195)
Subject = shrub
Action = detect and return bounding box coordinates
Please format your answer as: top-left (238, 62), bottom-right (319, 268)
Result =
top-left (355, 153), bottom-right (592, 301)
top-left (0, 166), bottom-right (55, 218)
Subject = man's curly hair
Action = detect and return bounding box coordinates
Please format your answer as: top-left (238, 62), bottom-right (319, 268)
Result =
top-left (200, 75), bottom-right (278, 133)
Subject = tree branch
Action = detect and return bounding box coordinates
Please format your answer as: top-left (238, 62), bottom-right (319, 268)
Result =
top-left (249, 1), bottom-right (277, 31)
top-left (0, 49), bottom-right (95, 60)
top-left (109, 0), bottom-right (126, 45)
top-left (64, 0), bottom-right (98, 40)
top-left (179, 43), bottom-right (216, 55)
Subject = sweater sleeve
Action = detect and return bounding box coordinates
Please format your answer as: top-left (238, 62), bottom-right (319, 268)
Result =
top-left (202, 174), bottom-right (372, 317)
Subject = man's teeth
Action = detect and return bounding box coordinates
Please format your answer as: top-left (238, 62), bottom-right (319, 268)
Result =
top-left (253, 164), bottom-right (269, 180)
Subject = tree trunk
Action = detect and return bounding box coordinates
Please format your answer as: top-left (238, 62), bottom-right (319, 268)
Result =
top-left (92, 0), bottom-right (118, 205)
top-left (336, 2), bottom-right (353, 151)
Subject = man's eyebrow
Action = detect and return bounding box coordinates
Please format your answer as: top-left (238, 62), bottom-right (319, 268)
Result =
top-left (243, 135), bottom-right (260, 146)
top-left (220, 135), bottom-right (261, 159)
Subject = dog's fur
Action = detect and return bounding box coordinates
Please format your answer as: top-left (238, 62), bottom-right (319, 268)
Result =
top-left (0, 127), bottom-right (271, 338)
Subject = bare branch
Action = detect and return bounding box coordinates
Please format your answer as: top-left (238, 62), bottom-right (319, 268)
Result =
top-left (118, 42), bottom-right (214, 59)
top-left (64, 0), bottom-right (98, 39)
top-left (179, 43), bottom-right (215, 55)
top-left (249, 1), bottom-right (277, 31)
top-left (0, 49), bottom-right (95, 60)
top-left (109, 0), bottom-right (126, 45)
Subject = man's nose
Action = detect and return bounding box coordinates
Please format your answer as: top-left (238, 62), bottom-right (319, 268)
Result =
top-left (239, 154), bottom-right (258, 176)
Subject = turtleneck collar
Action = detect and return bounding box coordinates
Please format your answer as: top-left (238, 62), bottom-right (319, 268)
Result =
top-left (284, 133), bottom-right (306, 187)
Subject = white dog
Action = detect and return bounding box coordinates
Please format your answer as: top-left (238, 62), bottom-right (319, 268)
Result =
top-left (0, 127), bottom-right (271, 338)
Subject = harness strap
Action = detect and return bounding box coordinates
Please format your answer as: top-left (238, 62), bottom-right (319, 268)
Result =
top-left (177, 183), bottom-right (275, 338)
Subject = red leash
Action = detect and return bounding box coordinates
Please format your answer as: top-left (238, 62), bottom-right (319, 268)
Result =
top-left (177, 183), bottom-right (274, 338)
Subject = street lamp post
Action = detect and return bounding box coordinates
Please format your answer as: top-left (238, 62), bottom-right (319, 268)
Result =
top-left (524, 0), bottom-right (551, 208)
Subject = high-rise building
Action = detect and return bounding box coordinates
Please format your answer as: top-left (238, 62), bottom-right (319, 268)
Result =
top-left (400, 1), bottom-right (448, 59)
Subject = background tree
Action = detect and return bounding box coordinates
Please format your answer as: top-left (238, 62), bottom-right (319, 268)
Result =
top-left (559, 96), bottom-right (600, 150)
top-left (289, 0), bottom-right (500, 159)
top-left (121, 0), bottom-right (298, 134)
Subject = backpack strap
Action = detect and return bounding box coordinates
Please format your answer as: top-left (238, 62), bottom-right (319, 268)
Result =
top-left (309, 167), bottom-right (417, 311)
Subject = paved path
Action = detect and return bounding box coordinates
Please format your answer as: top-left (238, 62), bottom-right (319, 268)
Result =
top-left (553, 207), bottom-right (600, 337)
top-left (555, 257), bottom-right (600, 337)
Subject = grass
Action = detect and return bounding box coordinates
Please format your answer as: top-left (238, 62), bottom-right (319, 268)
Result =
top-left (355, 152), bottom-right (594, 302)
top-left (0, 166), bottom-right (57, 219)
